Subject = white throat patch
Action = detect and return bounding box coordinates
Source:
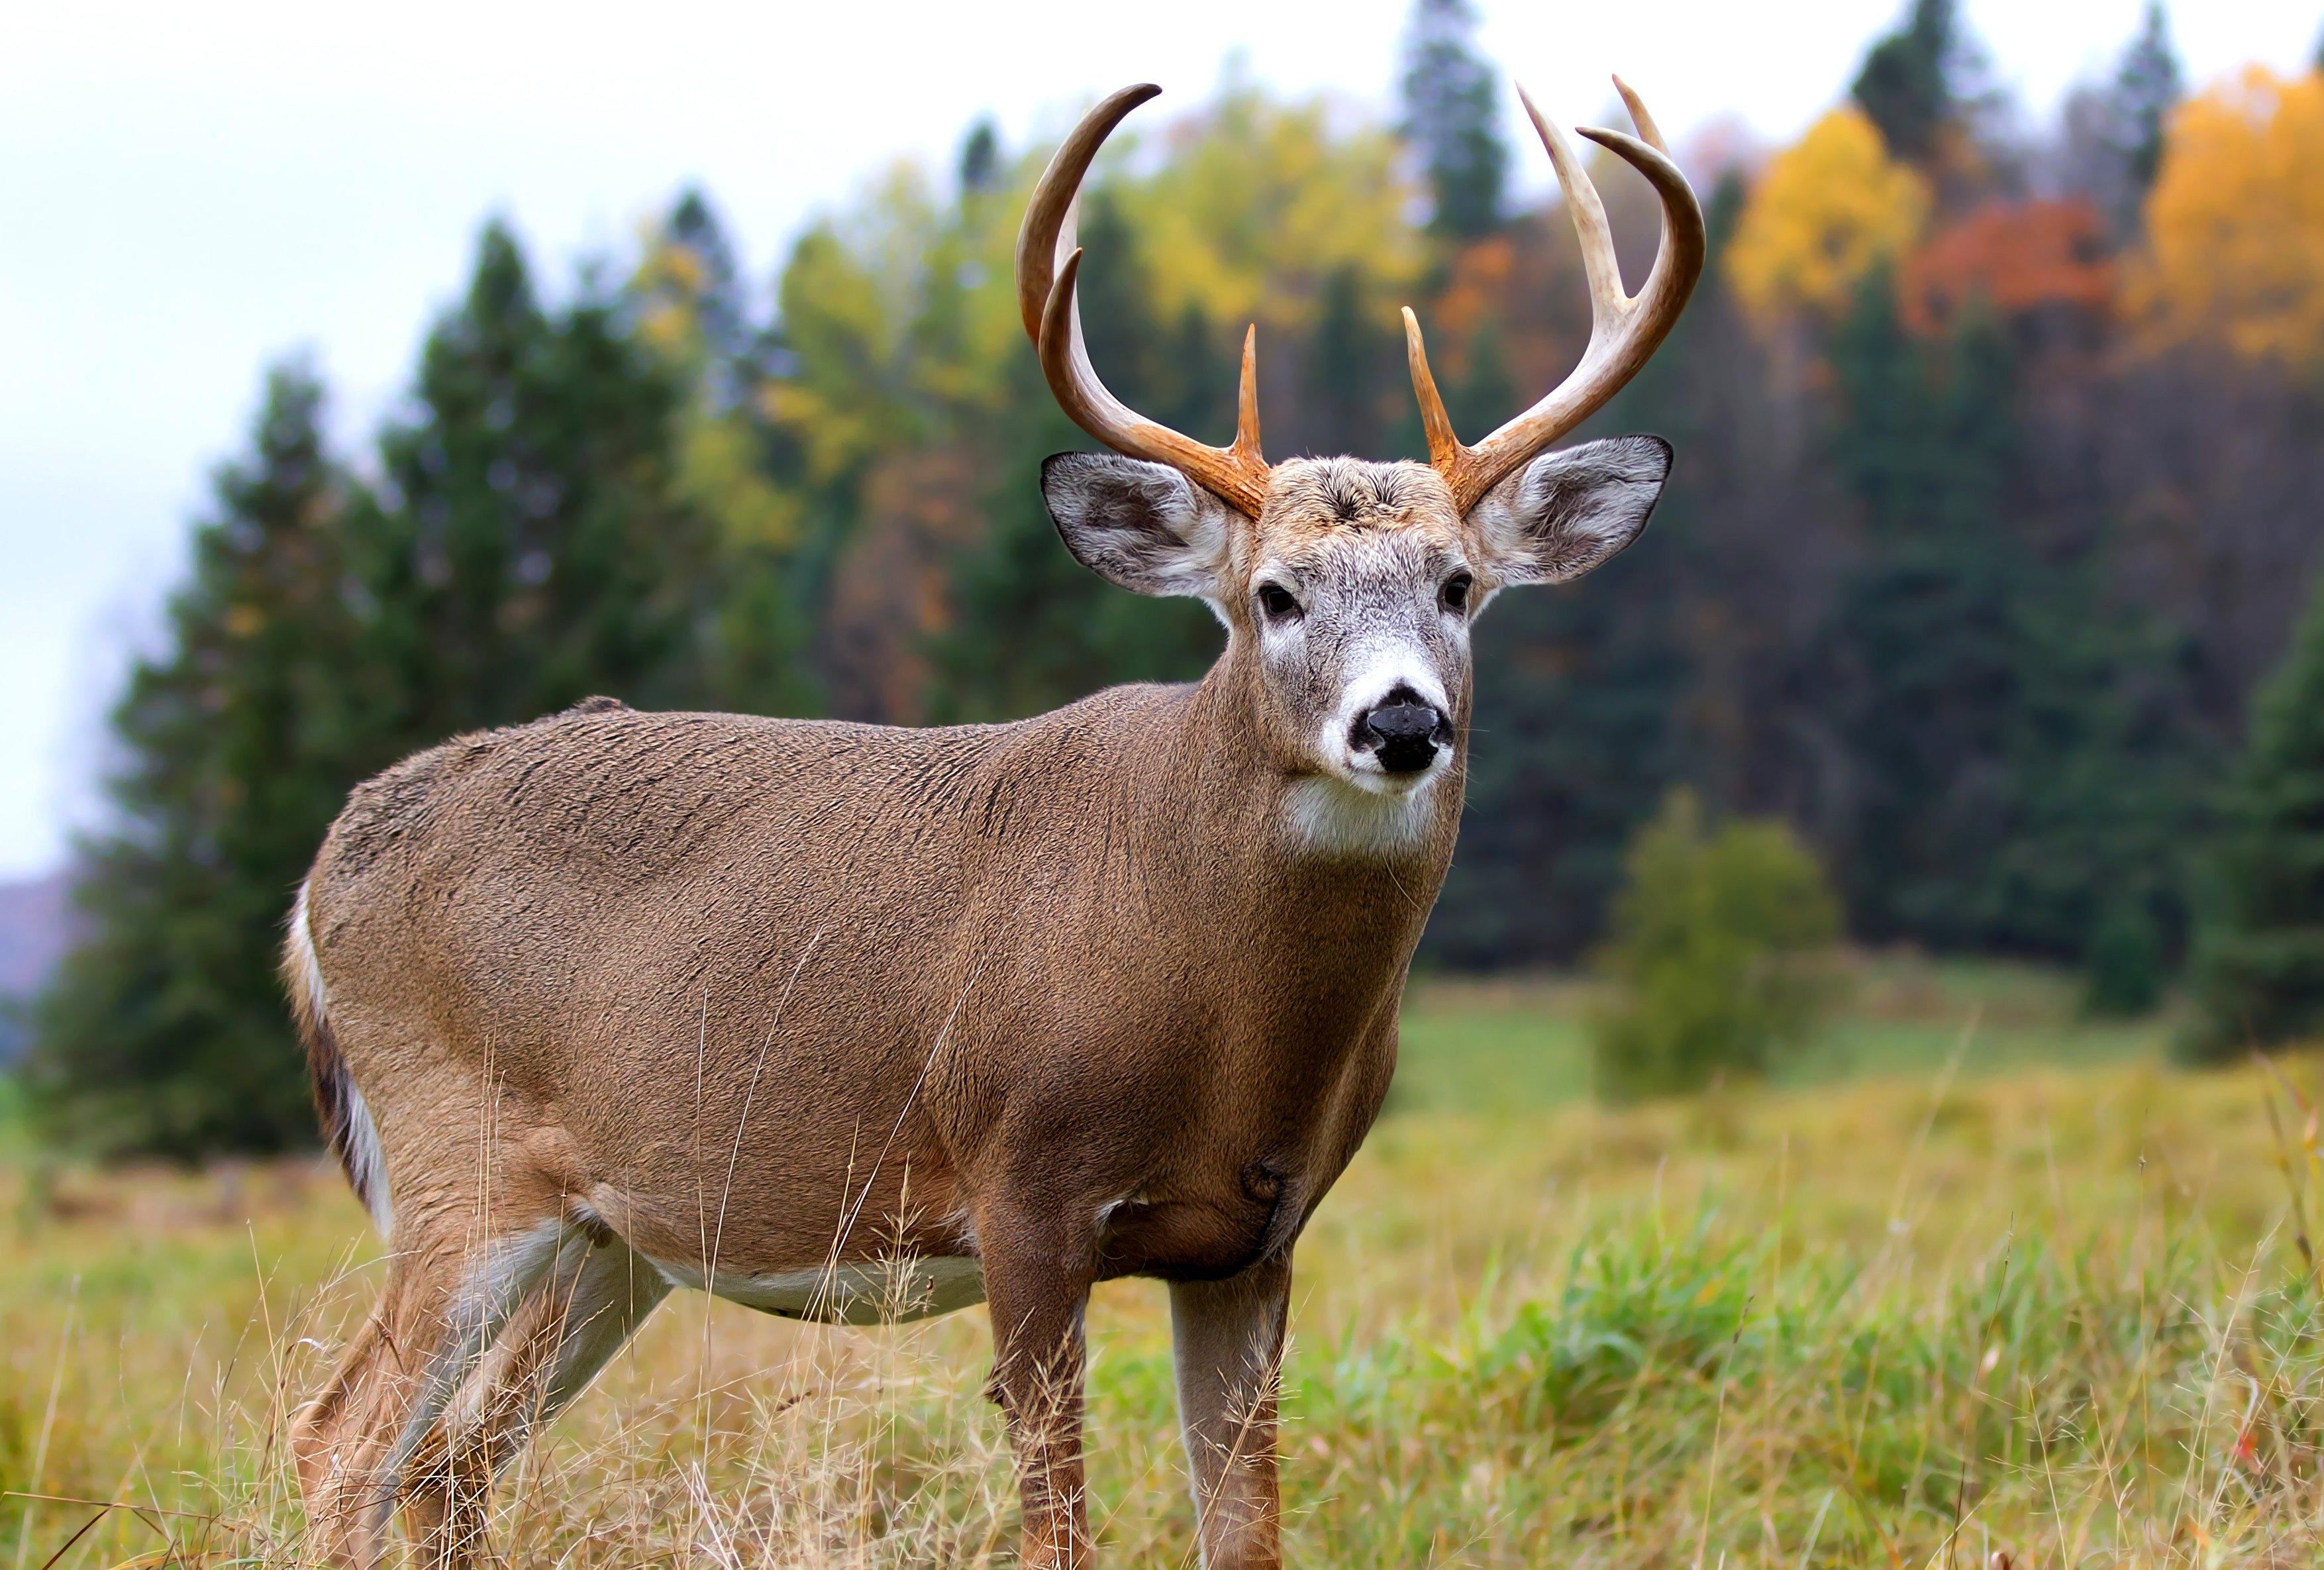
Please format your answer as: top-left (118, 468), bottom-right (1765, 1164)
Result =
top-left (1282, 773), bottom-right (1442, 859)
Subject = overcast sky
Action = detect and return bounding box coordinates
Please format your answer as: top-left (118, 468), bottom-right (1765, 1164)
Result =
top-left (3, 0), bottom-right (2318, 880)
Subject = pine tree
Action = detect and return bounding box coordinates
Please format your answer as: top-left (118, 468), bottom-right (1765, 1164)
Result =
top-left (342, 221), bottom-right (723, 755)
top-left (2115, 3), bottom-right (2183, 199)
top-left (1852, 0), bottom-right (1959, 162)
top-left (958, 119), bottom-right (1001, 195)
top-left (1425, 176), bottom-right (1751, 968)
top-left (635, 193), bottom-right (816, 719)
top-left (1399, 0), bottom-right (1507, 240)
top-left (1823, 276), bottom-right (2199, 963)
top-left (1305, 264), bottom-right (1391, 458)
top-left (28, 365), bottom-right (364, 1157)
top-left (2191, 570), bottom-right (2324, 1054)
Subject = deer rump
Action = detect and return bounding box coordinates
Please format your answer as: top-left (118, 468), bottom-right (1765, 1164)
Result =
top-left (292, 692), bottom-right (1413, 1322)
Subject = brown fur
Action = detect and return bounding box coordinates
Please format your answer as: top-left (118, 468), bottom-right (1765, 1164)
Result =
top-left (285, 439), bottom-right (1665, 1570)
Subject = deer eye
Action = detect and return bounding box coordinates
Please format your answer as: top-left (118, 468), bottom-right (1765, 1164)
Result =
top-left (1441, 572), bottom-right (1474, 613)
top-left (1256, 582), bottom-right (1303, 625)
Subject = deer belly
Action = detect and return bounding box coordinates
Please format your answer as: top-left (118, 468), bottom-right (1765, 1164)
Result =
top-left (647, 1253), bottom-right (986, 1326)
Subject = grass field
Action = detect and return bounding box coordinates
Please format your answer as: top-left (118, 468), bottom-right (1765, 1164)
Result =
top-left (7, 959), bottom-right (2324, 1567)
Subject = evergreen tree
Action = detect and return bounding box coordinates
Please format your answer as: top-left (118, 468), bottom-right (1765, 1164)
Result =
top-left (1823, 276), bottom-right (2199, 962)
top-left (636, 194), bottom-right (817, 719)
top-left (660, 188), bottom-right (752, 379)
top-left (1851, 0), bottom-right (1960, 163)
top-left (1305, 264), bottom-right (1391, 458)
top-left (958, 119), bottom-right (1001, 195)
top-left (342, 221), bottom-right (723, 755)
top-left (2115, 3), bottom-right (2183, 200)
top-left (1399, 0), bottom-right (1507, 240)
top-left (28, 366), bottom-right (364, 1157)
top-left (2191, 570), bottom-right (2324, 1054)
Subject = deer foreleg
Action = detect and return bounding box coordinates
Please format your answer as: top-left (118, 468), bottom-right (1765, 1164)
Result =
top-left (1170, 1254), bottom-right (1291, 1570)
top-left (979, 1198), bottom-right (1099, 1569)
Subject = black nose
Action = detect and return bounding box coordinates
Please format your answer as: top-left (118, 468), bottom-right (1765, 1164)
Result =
top-left (1355, 690), bottom-right (1452, 774)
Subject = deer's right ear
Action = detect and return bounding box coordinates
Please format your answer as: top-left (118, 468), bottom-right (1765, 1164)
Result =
top-left (1041, 452), bottom-right (1237, 599)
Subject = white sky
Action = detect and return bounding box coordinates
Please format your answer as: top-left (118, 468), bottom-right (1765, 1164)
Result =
top-left (3, 0), bottom-right (2318, 879)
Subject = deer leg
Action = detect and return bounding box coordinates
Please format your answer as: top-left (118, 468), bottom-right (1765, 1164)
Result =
top-left (293, 1220), bottom-right (567, 1569)
top-left (1170, 1254), bottom-right (1291, 1570)
top-left (979, 1201), bottom-right (1099, 1569)
top-left (403, 1232), bottom-right (670, 1569)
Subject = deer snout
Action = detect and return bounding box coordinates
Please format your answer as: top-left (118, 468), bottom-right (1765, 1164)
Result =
top-left (1353, 688), bottom-right (1452, 776)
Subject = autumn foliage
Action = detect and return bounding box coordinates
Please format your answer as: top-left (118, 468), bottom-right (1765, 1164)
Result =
top-left (1898, 200), bottom-right (2114, 335)
top-left (2131, 66), bottom-right (2324, 366)
top-left (1727, 107), bottom-right (1929, 328)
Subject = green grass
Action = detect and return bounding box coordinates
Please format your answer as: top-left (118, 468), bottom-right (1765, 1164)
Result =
top-left (5, 958), bottom-right (2320, 1567)
top-left (1397, 955), bottom-right (2168, 1114)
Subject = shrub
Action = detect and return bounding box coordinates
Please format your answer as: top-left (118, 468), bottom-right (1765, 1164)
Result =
top-left (1590, 790), bottom-right (1843, 1101)
top-left (2084, 898), bottom-right (2165, 1017)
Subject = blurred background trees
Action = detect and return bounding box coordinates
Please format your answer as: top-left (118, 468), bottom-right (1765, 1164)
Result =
top-left (26, 0), bottom-right (2324, 1151)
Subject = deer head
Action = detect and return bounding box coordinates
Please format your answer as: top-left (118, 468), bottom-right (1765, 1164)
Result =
top-left (1016, 79), bottom-right (1705, 813)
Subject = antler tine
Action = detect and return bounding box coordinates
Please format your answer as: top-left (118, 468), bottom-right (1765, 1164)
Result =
top-left (1611, 76), bottom-right (1668, 153)
top-left (1519, 83), bottom-right (1626, 330)
top-left (1403, 78), bottom-right (1705, 515)
top-left (1016, 84), bottom-right (1273, 517)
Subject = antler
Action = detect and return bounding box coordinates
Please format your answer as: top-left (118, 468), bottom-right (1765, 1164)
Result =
top-left (1015, 84), bottom-right (1272, 518)
top-left (1404, 78), bottom-right (1705, 515)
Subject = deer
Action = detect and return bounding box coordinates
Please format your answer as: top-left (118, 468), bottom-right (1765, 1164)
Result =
top-left (283, 72), bottom-right (1702, 1570)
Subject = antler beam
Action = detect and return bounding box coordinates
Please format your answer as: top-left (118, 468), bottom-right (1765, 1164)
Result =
top-left (1015, 84), bottom-right (1273, 517)
top-left (1405, 78), bottom-right (1706, 515)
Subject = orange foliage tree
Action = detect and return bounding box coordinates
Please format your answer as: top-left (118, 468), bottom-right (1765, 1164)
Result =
top-left (1898, 199), bottom-right (2115, 334)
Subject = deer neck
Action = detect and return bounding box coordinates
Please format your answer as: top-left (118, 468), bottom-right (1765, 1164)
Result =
top-left (1137, 647), bottom-right (1462, 972)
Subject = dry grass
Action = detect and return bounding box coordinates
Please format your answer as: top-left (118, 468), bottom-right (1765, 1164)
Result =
top-left (7, 970), bottom-right (2324, 1566)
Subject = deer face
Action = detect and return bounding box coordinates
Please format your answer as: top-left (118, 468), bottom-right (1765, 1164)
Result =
top-left (1040, 439), bottom-right (1670, 801)
top-left (1019, 77), bottom-right (1700, 847)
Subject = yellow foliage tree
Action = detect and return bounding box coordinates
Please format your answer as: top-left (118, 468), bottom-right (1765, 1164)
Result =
top-left (1727, 106), bottom-right (1930, 328)
top-left (1119, 85), bottom-right (1423, 333)
top-left (2131, 66), bottom-right (2324, 366)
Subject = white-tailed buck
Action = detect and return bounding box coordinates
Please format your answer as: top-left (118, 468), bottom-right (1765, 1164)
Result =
top-left (286, 73), bottom-right (1701, 1570)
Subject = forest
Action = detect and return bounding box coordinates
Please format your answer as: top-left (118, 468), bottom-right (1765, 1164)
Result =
top-left (24, 0), bottom-right (2324, 1156)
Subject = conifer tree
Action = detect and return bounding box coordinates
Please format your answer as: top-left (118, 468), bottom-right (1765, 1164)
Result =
top-left (1824, 276), bottom-right (2198, 963)
top-left (1399, 0), bottom-right (1507, 240)
top-left (1852, 0), bottom-right (1960, 162)
top-left (2115, 3), bottom-right (2184, 199)
top-left (341, 221), bottom-right (723, 755)
top-left (636, 193), bottom-right (816, 718)
top-left (29, 366), bottom-right (362, 1156)
top-left (2191, 570), bottom-right (2324, 1053)
top-left (1306, 264), bottom-right (1393, 459)
top-left (958, 119), bottom-right (1001, 195)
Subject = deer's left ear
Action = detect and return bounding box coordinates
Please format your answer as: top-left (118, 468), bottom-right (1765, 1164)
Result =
top-left (1467, 435), bottom-right (1671, 588)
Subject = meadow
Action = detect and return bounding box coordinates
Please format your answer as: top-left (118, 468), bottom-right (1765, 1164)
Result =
top-left (6, 960), bottom-right (2323, 1567)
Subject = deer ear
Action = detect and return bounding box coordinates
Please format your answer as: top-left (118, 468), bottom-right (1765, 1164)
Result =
top-left (1041, 452), bottom-right (1237, 599)
top-left (1467, 435), bottom-right (1671, 588)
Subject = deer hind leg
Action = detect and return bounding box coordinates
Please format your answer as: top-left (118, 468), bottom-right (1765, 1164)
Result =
top-left (402, 1230), bottom-right (671, 1568)
top-left (293, 1218), bottom-right (570, 1569)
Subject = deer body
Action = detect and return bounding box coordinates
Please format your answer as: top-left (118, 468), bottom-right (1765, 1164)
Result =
top-left (291, 74), bottom-right (1704, 1570)
top-left (300, 677), bottom-right (1446, 1310)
